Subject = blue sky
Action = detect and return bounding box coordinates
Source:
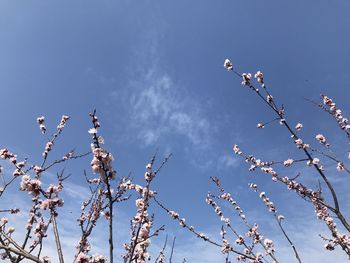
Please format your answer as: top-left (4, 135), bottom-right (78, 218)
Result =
top-left (1, 1), bottom-right (350, 262)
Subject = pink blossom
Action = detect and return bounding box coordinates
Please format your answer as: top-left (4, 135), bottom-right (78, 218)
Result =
top-left (336, 162), bottom-right (345, 172)
top-left (57, 115), bottom-right (70, 129)
top-left (254, 71), bottom-right (264, 84)
top-left (312, 158), bottom-right (320, 165)
top-left (37, 116), bottom-right (46, 134)
top-left (295, 123), bottom-right (303, 131)
top-left (283, 159), bottom-right (294, 167)
top-left (223, 59), bottom-right (233, 71)
top-left (40, 200), bottom-right (50, 210)
top-left (241, 73), bottom-right (252, 85)
top-left (316, 134), bottom-right (326, 144)
top-left (88, 128), bottom-right (97, 134)
top-left (267, 95), bottom-right (273, 103)
top-left (233, 144), bottom-right (241, 154)
top-left (76, 252), bottom-right (89, 263)
top-left (168, 210), bottom-right (179, 219)
top-left (294, 138), bottom-right (303, 146)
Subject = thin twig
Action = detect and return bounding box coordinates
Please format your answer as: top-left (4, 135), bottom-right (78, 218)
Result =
top-left (169, 236), bottom-right (176, 263)
top-left (51, 214), bottom-right (64, 263)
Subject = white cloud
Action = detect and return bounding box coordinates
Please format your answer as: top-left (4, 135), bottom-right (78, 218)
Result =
top-left (274, 222), bottom-right (348, 263)
top-left (63, 181), bottom-right (91, 201)
top-left (172, 237), bottom-right (225, 262)
top-left (128, 68), bottom-right (212, 149)
top-left (217, 154), bottom-right (239, 170)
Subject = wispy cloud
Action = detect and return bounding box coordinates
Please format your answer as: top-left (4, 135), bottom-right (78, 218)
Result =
top-left (128, 68), bottom-right (212, 149)
top-left (63, 181), bottom-right (91, 201)
top-left (172, 237), bottom-right (226, 262)
top-left (105, 29), bottom-right (243, 172)
top-left (274, 220), bottom-right (348, 263)
top-left (217, 154), bottom-right (239, 170)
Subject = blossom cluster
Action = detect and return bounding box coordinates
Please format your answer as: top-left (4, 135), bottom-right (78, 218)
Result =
top-left (57, 115), bottom-right (70, 130)
top-left (123, 163), bottom-right (157, 263)
top-left (322, 95), bottom-right (350, 133)
top-left (89, 112), bottom-right (116, 183)
top-left (76, 252), bottom-right (107, 263)
top-left (36, 116), bottom-right (46, 134)
top-left (224, 59), bottom-right (233, 71)
top-left (225, 60), bottom-right (350, 259)
top-left (231, 143), bottom-right (350, 254)
top-left (0, 148), bottom-right (18, 165)
top-left (210, 177), bottom-right (279, 262)
top-left (206, 192), bottom-right (267, 262)
top-left (20, 174), bottom-right (42, 197)
top-left (90, 148), bottom-right (116, 182)
top-left (257, 191), bottom-right (276, 213)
